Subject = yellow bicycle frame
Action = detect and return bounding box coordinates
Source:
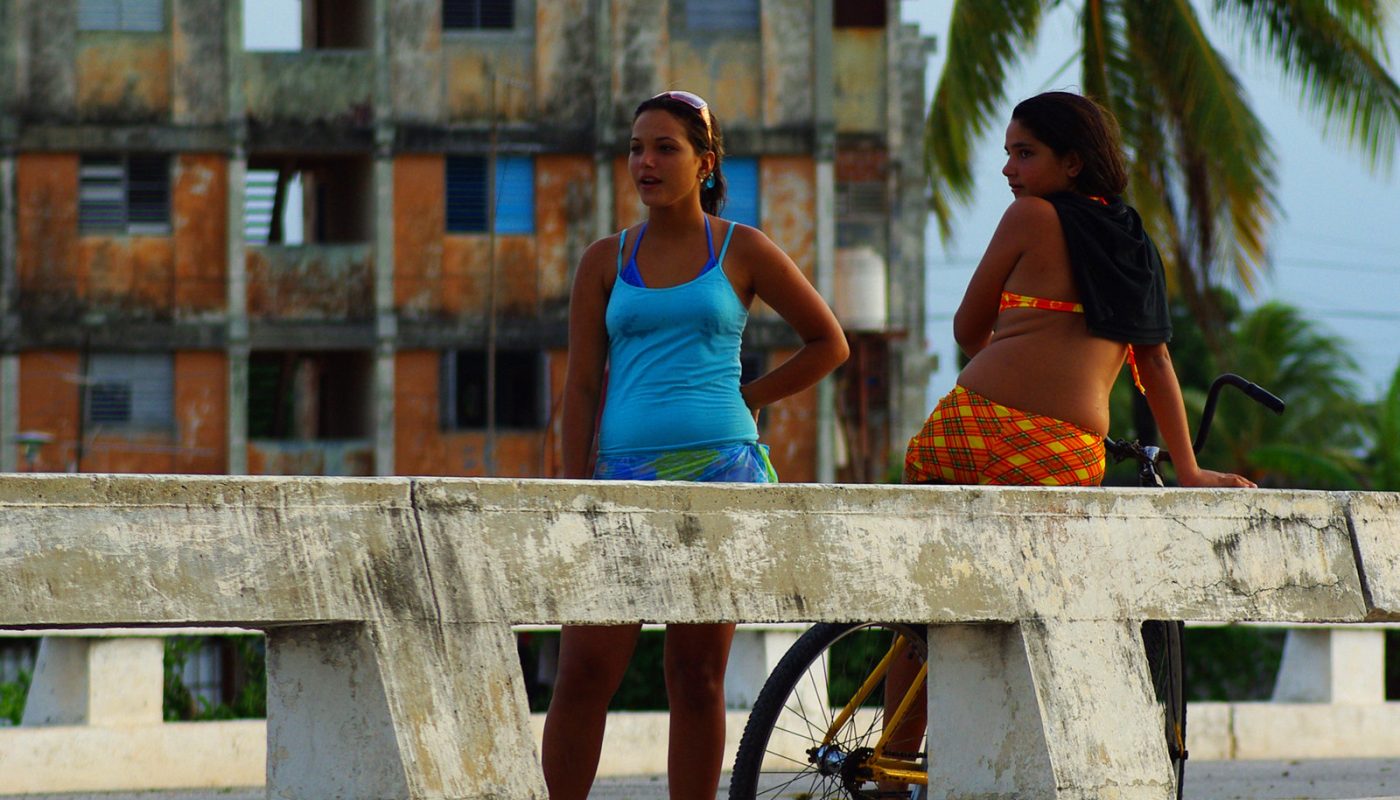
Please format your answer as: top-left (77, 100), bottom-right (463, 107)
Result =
top-left (819, 633), bottom-right (928, 786)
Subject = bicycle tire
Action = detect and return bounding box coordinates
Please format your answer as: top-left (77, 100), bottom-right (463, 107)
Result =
top-left (1142, 620), bottom-right (1188, 800)
top-left (729, 622), bottom-right (929, 800)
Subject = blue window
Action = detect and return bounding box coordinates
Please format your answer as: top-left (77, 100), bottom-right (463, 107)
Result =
top-left (685, 0), bottom-right (758, 32)
top-left (443, 0), bottom-right (513, 30)
top-left (445, 156), bottom-right (534, 234)
top-left (722, 157), bottom-right (759, 229)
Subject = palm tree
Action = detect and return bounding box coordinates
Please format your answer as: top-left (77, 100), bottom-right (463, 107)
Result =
top-left (925, 1), bottom-right (1400, 350)
top-left (1203, 302), bottom-right (1367, 488)
top-left (1365, 360), bottom-right (1400, 490)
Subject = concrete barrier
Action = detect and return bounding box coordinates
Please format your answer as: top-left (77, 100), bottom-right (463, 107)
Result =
top-left (1, 474), bottom-right (1397, 799)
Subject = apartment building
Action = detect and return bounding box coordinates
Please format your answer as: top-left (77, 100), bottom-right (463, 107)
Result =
top-left (0, 0), bottom-right (932, 483)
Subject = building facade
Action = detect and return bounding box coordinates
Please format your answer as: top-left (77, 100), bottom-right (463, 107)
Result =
top-left (0, 0), bottom-right (932, 482)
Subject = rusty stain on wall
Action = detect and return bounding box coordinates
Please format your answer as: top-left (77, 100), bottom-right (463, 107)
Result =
top-left (669, 40), bottom-right (761, 127)
top-left (173, 154), bottom-right (227, 313)
top-left (393, 155), bottom-right (446, 314)
top-left (534, 0), bottom-right (596, 126)
top-left (80, 236), bottom-right (176, 314)
top-left (761, 0), bottom-right (814, 127)
top-left (249, 441), bottom-right (374, 477)
top-left (440, 237), bottom-right (538, 317)
top-left (246, 245), bottom-right (373, 319)
top-left (76, 35), bottom-right (172, 120)
top-left (613, 156), bottom-right (646, 231)
top-left (751, 156), bottom-right (816, 320)
top-left (446, 46), bottom-right (533, 121)
top-left (834, 29), bottom-right (886, 134)
top-left (535, 155), bottom-right (595, 305)
top-left (17, 154), bottom-right (80, 316)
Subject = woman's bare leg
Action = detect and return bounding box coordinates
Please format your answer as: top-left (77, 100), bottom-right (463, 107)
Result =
top-left (663, 622), bottom-right (737, 800)
top-left (542, 624), bottom-right (641, 800)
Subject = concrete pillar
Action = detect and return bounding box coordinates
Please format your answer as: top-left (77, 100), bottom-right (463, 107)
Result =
top-left (265, 621), bottom-right (545, 799)
top-left (21, 637), bottom-right (165, 727)
top-left (812, 1), bottom-right (837, 483)
top-left (1272, 627), bottom-right (1386, 704)
top-left (724, 625), bottom-right (805, 708)
top-left (371, 0), bottom-right (395, 478)
top-left (0, 152), bottom-right (17, 473)
top-left (225, 0), bottom-right (248, 474)
top-left (927, 622), bottom-right (1175, 800)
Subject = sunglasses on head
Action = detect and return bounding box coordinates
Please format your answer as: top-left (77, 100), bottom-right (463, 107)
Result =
top-left (646, 91), bottom-right (713, 147)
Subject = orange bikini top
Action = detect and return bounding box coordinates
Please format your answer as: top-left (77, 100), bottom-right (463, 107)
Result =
top-left (999, 290), bottom-right (1145, 394)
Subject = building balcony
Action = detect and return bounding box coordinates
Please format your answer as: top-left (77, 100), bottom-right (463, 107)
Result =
top-left (246, 244), bottom-right (373, 320)
top-left (243, 51), bottom-right (373, 126)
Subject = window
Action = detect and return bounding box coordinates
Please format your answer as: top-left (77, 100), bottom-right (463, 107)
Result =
top-left (80, 155), bottom-right (171, 235)
top-left (443, 0), bottom-right (513, 30)
top-left (445, 156), bottom-right (534, 234)
top-left (684, 0), bottom-right (759, 32)
top-left (248, 351), bottom-right (372, 439)
top-left (722, 157), bottom-right (760, 229)
top-left (834, 0), bottom-right (886, 28)
top-left (442, 349), bottom-right (546, 429)
top-left (85, 354), bottom-right (173, 429)
top-left (79, 0), bottom-right (164, 32)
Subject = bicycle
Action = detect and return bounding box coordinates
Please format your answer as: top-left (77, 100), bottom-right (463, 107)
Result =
top-left (728, 374), bottom-right (1285, 800)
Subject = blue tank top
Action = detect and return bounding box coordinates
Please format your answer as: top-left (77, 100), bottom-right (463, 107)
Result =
top-left (598, 220), bottom-right (757, 456)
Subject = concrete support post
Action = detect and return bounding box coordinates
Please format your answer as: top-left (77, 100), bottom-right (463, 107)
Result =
top-left (927, 622), bottom-right (1175, 800)
top-left (373, 152), bottom-right (396, 477)
top-left (0, 152), bottom-right (17, 473)
top-left (1272, 627), bottom-right (1386, 703)
top-left (21, 637), bottom-right (164, 727)
top-left (225, 0), bottom-right (248, 474)
top-left (812, 1), bottom-right (837, 483)
top-left (265, 621), bottom-right (545, 799)
top-left (725, 625), bottom-right (805, 708)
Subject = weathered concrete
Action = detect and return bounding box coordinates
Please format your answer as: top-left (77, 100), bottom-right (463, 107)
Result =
top-left (0, 475), bottom-right (1395, 799)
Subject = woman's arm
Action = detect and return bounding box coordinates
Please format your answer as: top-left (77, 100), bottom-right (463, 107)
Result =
top-left (1134, 343), bottom-right (1256, 488)
top-left (560, 239), bottom-right (615, 479)
top-left (953, 198), bottom-right (1055, 357)
top-left (734, 228), bottom-right (849, 413)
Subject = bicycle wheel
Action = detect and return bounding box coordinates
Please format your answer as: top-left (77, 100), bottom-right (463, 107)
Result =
top-left (729, 622), bottom-right (929, 800)
top-left (1141, 620), bottom-right (1187, 800)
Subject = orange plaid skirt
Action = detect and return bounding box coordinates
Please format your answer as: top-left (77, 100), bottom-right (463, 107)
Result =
top-left (904, 385), bottom-right (1105, 486)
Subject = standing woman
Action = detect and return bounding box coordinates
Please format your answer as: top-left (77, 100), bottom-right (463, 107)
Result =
top-left (543, 91), bottom-right (848, 798)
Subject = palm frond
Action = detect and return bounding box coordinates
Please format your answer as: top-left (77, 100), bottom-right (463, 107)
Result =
top-left (1212, 0), bottom-right (1400, 170)
top-left (924, 0), bottom-right (1049, 240)
top-left (1248, 442), bottom-right (1364, 489)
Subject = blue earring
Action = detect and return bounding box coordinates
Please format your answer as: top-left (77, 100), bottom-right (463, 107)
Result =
top-left (703, 173), bottom-right (715, 189)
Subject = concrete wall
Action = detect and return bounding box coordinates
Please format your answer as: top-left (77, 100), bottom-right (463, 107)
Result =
top-left (2, 475), bottom-right (1398, 797)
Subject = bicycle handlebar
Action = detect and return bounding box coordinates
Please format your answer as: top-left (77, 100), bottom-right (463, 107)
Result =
top-left (1192, 373), bottom-right (1286, 455)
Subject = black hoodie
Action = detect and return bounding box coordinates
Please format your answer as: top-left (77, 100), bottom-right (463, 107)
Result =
top-left (1046, 191), bottom-right (1173, 346)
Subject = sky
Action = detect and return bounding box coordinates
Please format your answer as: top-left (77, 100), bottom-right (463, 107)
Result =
top-left (900, 2), bottom-right (1400, 403)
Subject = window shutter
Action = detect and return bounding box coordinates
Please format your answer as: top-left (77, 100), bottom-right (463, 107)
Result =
top-left (86, 354), bottom-right (173, 429)
top-left (722, 157), bottom-right (760, 229)
top-left (493, 156), bottom-right (534, 235)
top-left (119, 0), bottom-right (164, 32)
top-left (79, 0), bottom-right (121, 30)
top-left (79, 159), bottom-right (127, 232)
top-left (125, 155), bottom-right (171, 233)
top-left (685, 0), bottom-right (759, 32)
top-left (446, 156), bottom-right (488, 233)
top-left (444, 0), bottom-right (514, 30)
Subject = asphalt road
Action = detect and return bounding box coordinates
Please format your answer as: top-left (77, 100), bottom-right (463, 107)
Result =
top-left (6, 759), bottom-right (1400, 799)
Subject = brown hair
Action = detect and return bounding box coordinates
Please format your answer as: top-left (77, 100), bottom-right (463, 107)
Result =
top-left (633, 94), bottom-right (727, 215)
top-left (1012, 91), bottom-right (1128, 198)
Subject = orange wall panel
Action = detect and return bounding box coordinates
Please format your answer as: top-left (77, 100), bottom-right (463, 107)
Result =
top-left (173, 155), bottom-right (228, 312)
top-left (613, 156), bottom-right (645, 231)
top-left (76, 37), bottom-right (172, 118)
top-left (17, 155), bottom-right (80, 307)
top-left (79, 237), bottom-right (176, 313)
top-left (440, 237), bottom-right (539, 316)
top-left (762, 348), bottom-right (818, 483)
top-left (394, 155), bottom-right (446, 313)
top-left (174, 351), bottom-right (227, 473)
top-left (17, 352), bottom-right (81, 472)
top-left (535, 155), bottom-right (595, 305)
